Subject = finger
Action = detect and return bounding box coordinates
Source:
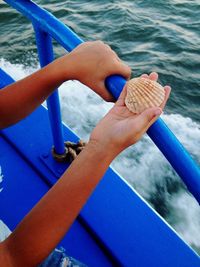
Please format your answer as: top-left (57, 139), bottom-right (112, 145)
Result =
top-left (145, 109), bottom-right (163, 130)
top-left (111, 49), bottom-right (121, 61)
top-left (102, 60), bottom-right (131, 103)
top-left (99, 81), bottom-right (116, 102)
top-left (132, 107), bottom-right (162, 133)
top-left (149, 72), bottom-right (158, 81)
top-left (116, 82), bottom-right (128, 106)
top-left (141, 74), bottom-right (149, 78)
top-left (119, 62), bottom-right (132, 80)
top-left (160, 85), bottom-right (171, 109)
top-left (110, 60), bottom-right (131, 80)
top-left (103, 92), bottom-right (116, 102)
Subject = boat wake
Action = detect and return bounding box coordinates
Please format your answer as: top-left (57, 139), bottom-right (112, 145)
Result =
top-left (0, 58), bottom-right (200, 254)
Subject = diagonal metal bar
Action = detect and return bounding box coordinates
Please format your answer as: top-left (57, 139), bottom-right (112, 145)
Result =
top-left (3, 0), bottom-right (200, 204)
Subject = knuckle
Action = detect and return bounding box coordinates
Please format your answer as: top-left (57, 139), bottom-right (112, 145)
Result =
top-left (111, 50), bottom-right (118, 58)
top-left (127, 66), bottom-right (131, 74)
top-left (119, 63), bottom-right (131, 77)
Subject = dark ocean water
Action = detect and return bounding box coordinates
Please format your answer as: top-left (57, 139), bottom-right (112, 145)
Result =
top-left (0, 0), bottom-right (200, 254)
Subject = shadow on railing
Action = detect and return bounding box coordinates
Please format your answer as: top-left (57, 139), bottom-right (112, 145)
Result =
top-left (3, 0), bottom-right (200, 204)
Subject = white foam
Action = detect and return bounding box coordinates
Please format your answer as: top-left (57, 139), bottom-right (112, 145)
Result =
top-left (168, 192), bottom-right (200, 249)
top-left (0, 220), bottom-right (11, 241)
top-left (1, 58), bottom-right (200, 252)
top-left (0, 58), bottom-right (37, 81)
top-left (58, 80), bottom-right (113, 139)
top-left (112, 113), bottom-right (200, 195)
top-left (58, 68), bottom-right (200, 252)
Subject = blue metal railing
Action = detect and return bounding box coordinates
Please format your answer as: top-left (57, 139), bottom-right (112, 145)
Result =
top-left (34, 25), bottom-right (65, 155)
top-left (3, 0), bottom-right (200, 204)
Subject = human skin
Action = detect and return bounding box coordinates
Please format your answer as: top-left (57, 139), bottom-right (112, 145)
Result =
top-left (0, 41), bottom-right (171, 266)
top-left (0, 41), bottom-right (131, 129)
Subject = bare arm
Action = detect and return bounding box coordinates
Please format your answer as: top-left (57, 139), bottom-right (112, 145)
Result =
top-left (1, 140), bottom-right (114, 267)
top-left (0, 73), bottom-right (171, 267)
top-left (0, 62), bottom-right (65, 128)
top-left (0, 41), bottom-right (131, 129)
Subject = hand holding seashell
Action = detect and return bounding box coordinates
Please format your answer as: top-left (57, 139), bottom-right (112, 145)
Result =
top-left (125, 75), bottom-right (166, 114)
top-left (90, 72), bottom-right (171, 157)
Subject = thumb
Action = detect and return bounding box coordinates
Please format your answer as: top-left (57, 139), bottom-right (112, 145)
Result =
top-left (134, 107), bottom-right (162, 132)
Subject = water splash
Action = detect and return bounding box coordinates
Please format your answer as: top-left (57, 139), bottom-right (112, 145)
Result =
top-left (58, 72), bottom-right (200, 254)
top-left (0, 59), bottom-right (200, 253)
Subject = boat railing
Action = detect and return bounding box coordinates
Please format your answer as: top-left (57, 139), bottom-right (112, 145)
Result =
top-left (3, 0), bottom-right (200, 204)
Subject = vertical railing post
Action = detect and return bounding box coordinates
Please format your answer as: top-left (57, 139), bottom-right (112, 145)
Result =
top-left (33, 25), bottom-right (65, 155)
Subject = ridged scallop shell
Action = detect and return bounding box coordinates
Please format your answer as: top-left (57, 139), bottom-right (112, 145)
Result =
top-left (125, 77), bottom-right (165, 114)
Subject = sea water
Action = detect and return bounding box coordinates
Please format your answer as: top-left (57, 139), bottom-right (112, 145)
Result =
top-left (0, 0), bottom-right (200, 254)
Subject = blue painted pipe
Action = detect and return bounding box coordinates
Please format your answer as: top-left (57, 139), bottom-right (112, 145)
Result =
top-left (34, 25), bottom-right (65, 155)
top-left (105, 75), bottom-right (200, 203)
top-left (4, 0), bottom-right (200, 203)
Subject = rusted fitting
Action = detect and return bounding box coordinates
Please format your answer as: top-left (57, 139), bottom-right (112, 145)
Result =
top-left (52, 140), bottom-right (86, 163)
top-left (51, 146), bottom-right (68, 162)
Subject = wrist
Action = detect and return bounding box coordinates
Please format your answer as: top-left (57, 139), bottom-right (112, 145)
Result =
top-left (51, 53), bottom-right (80, 83)
top-left (47, 55), bottom-right (72, 84)
top-left (87, 139), bottom-right (119, 162)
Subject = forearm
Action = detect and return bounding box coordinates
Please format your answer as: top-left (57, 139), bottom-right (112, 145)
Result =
top-left (0, 58), bottom-right (66, 129)
top-left (3, 141), bottom-right (116, 267)
top-left (0, 41), bottom-right (131, 129)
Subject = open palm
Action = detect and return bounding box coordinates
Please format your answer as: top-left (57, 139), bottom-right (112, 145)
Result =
top-left (90, 72), bottom-right (171, 156)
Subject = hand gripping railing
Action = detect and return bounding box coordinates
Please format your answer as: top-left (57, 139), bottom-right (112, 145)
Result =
top-left (4, 0), bottom-right (200, 204)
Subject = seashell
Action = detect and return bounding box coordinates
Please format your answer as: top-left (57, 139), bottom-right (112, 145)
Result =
top-left (125, 77), bottom-right (165, 114)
